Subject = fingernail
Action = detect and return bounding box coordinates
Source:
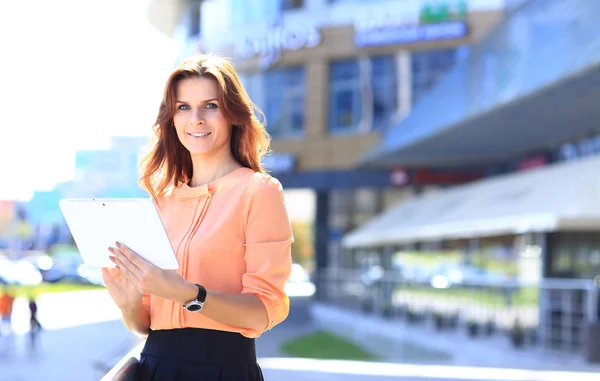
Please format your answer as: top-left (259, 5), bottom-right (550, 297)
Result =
top-left (109, 256), bottom-right (116, 263)
top-left (116, 242), bottom-right (122, 248)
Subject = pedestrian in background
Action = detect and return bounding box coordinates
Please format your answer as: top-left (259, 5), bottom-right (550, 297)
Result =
top-left (101, 53), bottom-right (293, 381)
top-left (28, 296), bottom-right (41, 350)
top-left (0, 288), bottom-right (14, 337)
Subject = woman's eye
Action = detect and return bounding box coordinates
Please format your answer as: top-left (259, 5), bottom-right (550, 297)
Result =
top-left (177, 104), bottom-right (190, 111)
top-left (206, 103), bottom-right (218, 109)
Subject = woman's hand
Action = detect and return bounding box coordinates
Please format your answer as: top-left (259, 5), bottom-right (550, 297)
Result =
top-left (101, 265), bottom-right (143, 311)
top-left (107, 242), bottom-right (194, 305)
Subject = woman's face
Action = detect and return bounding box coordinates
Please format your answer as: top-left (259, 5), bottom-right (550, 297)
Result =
top-left (172, 76), bottom-right (232, 158)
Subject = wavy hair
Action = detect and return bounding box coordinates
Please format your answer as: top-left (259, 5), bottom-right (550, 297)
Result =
top-left (139, 54), bottom-right (270, 202)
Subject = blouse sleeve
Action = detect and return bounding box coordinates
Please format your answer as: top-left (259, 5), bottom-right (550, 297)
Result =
top-left (240, 175), bottom-right (294, 338)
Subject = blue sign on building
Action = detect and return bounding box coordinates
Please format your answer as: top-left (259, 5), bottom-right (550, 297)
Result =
top-left (355, 21), bottom-right (468, 47)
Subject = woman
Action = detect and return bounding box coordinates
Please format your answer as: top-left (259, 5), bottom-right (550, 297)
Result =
top-left (101, 54), bottom-right (293, 381)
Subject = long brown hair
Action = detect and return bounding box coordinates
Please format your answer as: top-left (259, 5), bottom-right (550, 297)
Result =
top-left (139, 54), bottom-right (270, 202)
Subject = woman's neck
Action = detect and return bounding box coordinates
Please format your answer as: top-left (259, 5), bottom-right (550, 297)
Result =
top-left (188, 153), bottom-right (242, 187)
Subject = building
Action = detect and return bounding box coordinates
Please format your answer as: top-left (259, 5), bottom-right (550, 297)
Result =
top-left (341, 0), bottom-right (600, 356)
top-left (65, 136), bottom-right (150, 199)
top-left (345, 0), bottom-right (600, 285)
top-left (147, 0), bottom-right (506, 293)
top-left (26, 136), bottom-right (150, 232)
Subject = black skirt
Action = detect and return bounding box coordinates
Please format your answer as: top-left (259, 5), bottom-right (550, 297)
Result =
top-left (138, 328), bottom-right (264, 381)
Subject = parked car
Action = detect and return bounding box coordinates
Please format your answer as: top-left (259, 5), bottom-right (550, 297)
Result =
top-left (41, 252), bottom-right (89, 284)
top-left (0, 257), bottom-right (43, 286)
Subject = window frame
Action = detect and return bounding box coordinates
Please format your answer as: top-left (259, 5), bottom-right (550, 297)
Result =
top-left (329, 55), bottom-right (399, 135)
top-left (243, 66), bottom-right (306, 140)
top-left (411, 49), bottom-right (457, 105)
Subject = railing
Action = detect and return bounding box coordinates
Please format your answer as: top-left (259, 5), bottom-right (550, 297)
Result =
top-left (318, 268), bottom-right (599, 352)
top-left (99, 342), bottom-right (144, 381)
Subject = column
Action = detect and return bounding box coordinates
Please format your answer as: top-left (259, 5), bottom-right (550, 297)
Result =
top-left (381, 246), bottom-right (395, 312)
top-left (314, 190), bottom-right (330, 301)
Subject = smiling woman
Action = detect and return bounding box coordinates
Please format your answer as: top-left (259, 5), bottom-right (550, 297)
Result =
top-left (139, 54), bottom-right (270, 200)
top-left (172, 77), bottom-right (232, 164)
top-left (101, 54), bottom-right (293, 381)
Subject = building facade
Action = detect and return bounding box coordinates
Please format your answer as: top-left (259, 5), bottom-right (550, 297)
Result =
top-left (340, 0), bottom-right (600, 355)
top-left (351, 0), bottom-right (600, 282)
top-left (148, 0), bottom-right (506, 289)
top-left (26, 136), bottom-right (150, 229)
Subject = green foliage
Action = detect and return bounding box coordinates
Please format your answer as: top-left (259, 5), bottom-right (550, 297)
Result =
top-left (3, 282), bottom-right (103, 299)
top-left (281, 330), bottom-right (377, 361)
top-left (290, 221), bottom-right (314, 267)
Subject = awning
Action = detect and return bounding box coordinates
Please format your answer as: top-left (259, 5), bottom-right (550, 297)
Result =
top-left (342, 155), bottom-right (600, 248)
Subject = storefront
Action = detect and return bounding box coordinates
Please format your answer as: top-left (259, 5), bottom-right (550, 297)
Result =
top-left (344, 154), bottom-right (600, 277)
top-left (341, 154), bottom-right (600, 351)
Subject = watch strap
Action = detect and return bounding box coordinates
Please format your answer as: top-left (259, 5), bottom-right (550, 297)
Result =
top-left (194, 283), bottom-right (207, 303)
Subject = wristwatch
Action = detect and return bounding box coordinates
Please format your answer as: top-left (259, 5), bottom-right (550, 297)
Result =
top-left (183, 283), bottom-right (207, 312)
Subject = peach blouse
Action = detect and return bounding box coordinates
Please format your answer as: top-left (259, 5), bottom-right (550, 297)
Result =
top-left (142, 167), bottom-right (293, 338)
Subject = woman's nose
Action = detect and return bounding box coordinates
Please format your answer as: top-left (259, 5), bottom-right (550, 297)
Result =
top-left (189, 109), bottom-right (205, 124)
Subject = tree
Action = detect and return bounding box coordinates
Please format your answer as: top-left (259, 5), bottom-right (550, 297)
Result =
top-left (290, 221), bottom-right (314, 268)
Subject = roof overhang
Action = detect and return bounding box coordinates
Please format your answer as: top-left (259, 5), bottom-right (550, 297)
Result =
top-left (343, 155), bottom-right (600, 248)
top-left (361, 64), bottom-right (600, 169)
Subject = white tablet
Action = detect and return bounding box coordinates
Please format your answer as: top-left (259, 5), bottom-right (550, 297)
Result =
top-left (59, 198), bottom-right (179, 269)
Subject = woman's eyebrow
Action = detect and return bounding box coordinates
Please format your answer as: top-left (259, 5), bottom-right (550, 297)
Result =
top-left (176, 98), bottom-right (218, 103)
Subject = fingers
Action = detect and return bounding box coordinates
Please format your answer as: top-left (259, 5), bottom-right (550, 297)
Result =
top-left (108, 266), bottom-right (121, 277)
top-left (108, 242), bottom-right (163, 296)
top-left (101, 266), bottom-right (122, 281)
top-left (109, 247), bottom-right (143, 282)
top-left (116, 242), bottom-right (152, 270)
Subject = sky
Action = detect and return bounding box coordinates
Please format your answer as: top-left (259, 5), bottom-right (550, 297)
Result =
top-left (0, 0), bottom-right (179, 201)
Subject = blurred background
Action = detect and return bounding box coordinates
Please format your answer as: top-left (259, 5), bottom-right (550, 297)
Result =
top-left (2, 0), bottom-right (600, 380)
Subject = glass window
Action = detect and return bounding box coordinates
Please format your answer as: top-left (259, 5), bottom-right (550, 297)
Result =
top-left (288, 94), bottom-right (305, 133)
top-left (328, 0), bottom-right (387, 3)
top-left (329, 55), bottom-right (397, 133)
top-left (548, 232), bottom-right (600, 279)
top-left (244, 66), bottom-right (306, 139)
top-left (186, 0), bottom-right (202, 37)
top-left (411, 49), bottom-right (457, 105)
top-left (370, 55), bottom-right (397, 130)
top-left (331, 59), bottom-right (360, 81)
top-left (331, 88), bottom-right (360, 129)
top-left (280, 0), bottom-right (303, 10)
top-left (330, 59), bottom-right (361, 132)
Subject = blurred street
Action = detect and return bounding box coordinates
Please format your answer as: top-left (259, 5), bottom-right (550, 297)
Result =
top-left (3, 0), bottom-right (600, 379)
top-left (1, 292), bottom-right (599, 381)
top-left (9, 290), bottom-right (122, 335)
top-left (0, 318), bottom-right (136, 381)
top-left (0, 290), bottom-right (137, 381)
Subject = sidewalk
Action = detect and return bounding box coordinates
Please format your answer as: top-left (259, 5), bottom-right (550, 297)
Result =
top-left (0, 320), bottom-right (139, 381)
top-left (310, 303), bottom-right (600, 373)
top-left (6, 292), bottom-right (599, 381)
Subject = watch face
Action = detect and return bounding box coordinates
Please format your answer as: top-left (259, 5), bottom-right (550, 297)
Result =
top-left (185, 301), bottom-right (204, 312)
